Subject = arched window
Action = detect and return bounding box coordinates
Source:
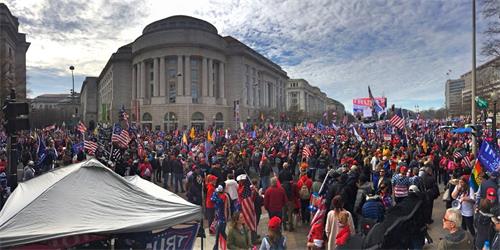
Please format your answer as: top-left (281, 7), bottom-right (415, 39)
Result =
top-left (214, 112), bottom-right (224, 129)
top-left (191, 112), bottom-right (205, 130)
top-left (163, 112), bottom-right (178, 131)
top-left (141, 112), bottom-right (152, 130)
top-left (142, 112), bottom-right (152, 121)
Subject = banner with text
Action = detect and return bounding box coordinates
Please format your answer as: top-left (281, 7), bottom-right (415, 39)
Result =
top-left (478, 141), bottom-right (500, 173)
top-left (352, 97), bottom-right (387, 118)
top-left (151, 224), bottom-right (199, 250)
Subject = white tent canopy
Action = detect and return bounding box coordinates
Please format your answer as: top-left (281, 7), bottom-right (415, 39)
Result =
top-left (0, 159), bottom-right (201, 247)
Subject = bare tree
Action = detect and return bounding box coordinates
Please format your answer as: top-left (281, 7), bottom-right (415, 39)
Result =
top-left (481, 0), bottom-right (500, 57)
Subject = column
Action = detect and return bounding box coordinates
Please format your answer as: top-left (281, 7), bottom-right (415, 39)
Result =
top-left (184, 55), bottom-right (191, 97)
top-left (219, 62), bottom-right (225, 99)
top-left (159, 57), bottom-right (166, 96)
top-left (177, 55), bottom-right (184, 96)
top-left (208, 59), bottom-right (214, 97)
top-left (202, 57), bottom-right (208, 97)
top-left (140, 61), bottom-right (146, 98)
top-left (153, 58), bottom-right (159, 96)
top-left (132, 64), bottom-right (137, 99)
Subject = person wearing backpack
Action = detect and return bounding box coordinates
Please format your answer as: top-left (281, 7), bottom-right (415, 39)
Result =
top-left (297, 170), bottom-right (313, 224)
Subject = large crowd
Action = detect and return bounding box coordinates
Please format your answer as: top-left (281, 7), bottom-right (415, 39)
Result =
top-left (1, 116), bottom-right (500, 250)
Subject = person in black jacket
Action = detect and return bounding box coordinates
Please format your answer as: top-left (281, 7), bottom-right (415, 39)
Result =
top-left (422, 167), bottom-right (438, 224)
top-left (162, 154), bottom-right (173, 189)
top-left (172, 155), bottom-right (184, 193)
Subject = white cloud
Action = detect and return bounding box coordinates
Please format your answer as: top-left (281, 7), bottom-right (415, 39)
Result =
top-left (3, 0), bottom-right (485, 111)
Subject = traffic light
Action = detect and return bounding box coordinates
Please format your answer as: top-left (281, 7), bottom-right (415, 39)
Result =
top-left (3, 102), bottom-right (29, 134)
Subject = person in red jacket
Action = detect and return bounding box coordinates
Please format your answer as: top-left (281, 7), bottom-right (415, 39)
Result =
top-left (264, 177), bottom-right (288, 219)
top-left (205, 174), bottom-right (218, 234)
top-left (139, 158), bottom-right (153, 181)
top-left (297, 170), bottom-right (313, 224)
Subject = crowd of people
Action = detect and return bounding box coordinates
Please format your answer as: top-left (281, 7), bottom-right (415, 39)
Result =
top-left (1, 115), bottom-right (500, 249)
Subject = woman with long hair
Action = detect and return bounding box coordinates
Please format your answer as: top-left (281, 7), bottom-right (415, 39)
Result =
top-left (260, 216), bottom-right (286, 250)
top-left (227, 211), bottom-right (251, 250)
top-left (325, 195), bottom-right (355, 250)
top-left (451, 176), bottom-right (476, 236)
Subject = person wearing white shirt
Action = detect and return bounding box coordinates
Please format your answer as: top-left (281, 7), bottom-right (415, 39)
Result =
top-left (225, 173), bottom-right (239, 213)
top-left (451, 177), bottom-right (476, 236)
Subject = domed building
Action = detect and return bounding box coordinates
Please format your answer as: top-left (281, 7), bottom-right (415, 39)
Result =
top-left (93, 15), bottom-right (289, 130)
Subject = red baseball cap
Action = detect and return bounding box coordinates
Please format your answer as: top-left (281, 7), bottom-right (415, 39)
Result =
top-left (486, 187), bottom-right (497, 201)
top-left (268, 216), bottom-right (281, 231)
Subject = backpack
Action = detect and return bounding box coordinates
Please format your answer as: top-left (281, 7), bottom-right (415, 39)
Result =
top-left (299, 183), bottom-right (310, 200)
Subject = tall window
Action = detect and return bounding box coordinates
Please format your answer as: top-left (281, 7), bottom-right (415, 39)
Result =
top-left (246, 75), bottom-right (250, 105)
top-left (167, 58), bottom-right (177, 103)
top-left (191, 58), bottom-right (200, 103)
top-left (148, 63), bottom-right (154, 98)
top-left (214, 63), bottom-right (220, 98)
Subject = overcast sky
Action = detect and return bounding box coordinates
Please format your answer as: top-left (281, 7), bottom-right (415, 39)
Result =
top-left (3, 0), bottom-right (492, 111)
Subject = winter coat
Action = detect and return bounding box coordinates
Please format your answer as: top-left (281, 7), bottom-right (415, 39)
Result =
top-left (437, 229), bottom-right (473, 250)
top-left (473, 211), bottom-right (495, 250)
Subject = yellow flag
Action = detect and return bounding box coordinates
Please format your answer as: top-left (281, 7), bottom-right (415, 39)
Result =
top-left (182, 132), bottom-right (188, 145)
top-left (422, 140), bottom-right (428, 153)
top-left (190, 127), bottom-right (195, 139)
top-left (207, 130), bottom-right (213, 142)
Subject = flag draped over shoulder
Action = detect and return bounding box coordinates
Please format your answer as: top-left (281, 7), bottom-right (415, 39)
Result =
top-left (470, 160), bottom-right (482, 192)
top-left (240, 178), bottom-right (257, 232)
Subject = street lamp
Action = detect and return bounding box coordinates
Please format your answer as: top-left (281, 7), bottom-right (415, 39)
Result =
top-left (492, 90), bottom-right (498, 148)
top-left (69, 65), bottom-right (76, 126)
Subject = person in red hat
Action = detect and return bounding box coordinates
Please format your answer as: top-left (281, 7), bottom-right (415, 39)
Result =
top-left (206, 174), bottom-right (218, 233)
top-left (260, 216), bottom-right (286, 250)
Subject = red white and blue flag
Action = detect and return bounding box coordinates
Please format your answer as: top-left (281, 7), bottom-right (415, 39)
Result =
top-left (240, 178), bottom-right (257, 232)
top-left (390, 110), bottom-right (405, 129)
top-left (112, 123), bottom-right (130, 148)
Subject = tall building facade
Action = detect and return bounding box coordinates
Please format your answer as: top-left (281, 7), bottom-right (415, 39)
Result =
top-left (459, 57), bottom-right (500, 118)
top-left (286, 79), bottom-right (328, 113)
top-left (94, 15), bottom-right (288, 130)
top-left (80, 77), bottom-right (98, 123)
top-left (0, 3), bottom-right (29, 104)
top-left (83, 15), bottom-right (345, 129)
top-left (445, 79), bottom-right (465, 118)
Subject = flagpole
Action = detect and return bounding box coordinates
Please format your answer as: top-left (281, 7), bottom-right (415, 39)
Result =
top-left (109, 123), bottom-right (116, 163)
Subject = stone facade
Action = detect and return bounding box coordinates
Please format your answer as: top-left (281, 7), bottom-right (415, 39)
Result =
top-left (30, 93), bottom-right (81, 128)
top-left (0, 3), bottom-right (29, 104)
top-left (458, 57), bottom-right (500, 117)
top-left (286, 79), bottom-right (328, 113)
top-left (80, 77), bottom-right (98, 123)
top-left (445, 79), bottom-right (465, 118)
top-left (93, 15), bottom-right (288, 130)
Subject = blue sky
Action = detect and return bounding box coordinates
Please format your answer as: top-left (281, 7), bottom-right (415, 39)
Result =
top-left (4, 0), bottom-right (493, 112)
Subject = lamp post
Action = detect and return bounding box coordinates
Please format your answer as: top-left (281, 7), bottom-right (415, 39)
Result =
top-left (471, 0), bottom-right (478, 153)
top-left (492, 90), bottom-right (498, 148)
top-left (69, 65), bottom-right (76, 126)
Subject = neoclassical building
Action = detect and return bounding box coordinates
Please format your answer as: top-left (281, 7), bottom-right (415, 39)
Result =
top-left (94, 15), bottom-right (289, 130)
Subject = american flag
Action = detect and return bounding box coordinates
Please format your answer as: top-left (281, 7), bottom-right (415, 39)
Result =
top-left (84, 140), bottom-right (98, 155)
top-left (302, 145), bottom-right (312, 159)
top-left (309, 197), bottom-right (326, 239)
top-left (119, 105), bottom-right (129, 128)
top-left (111, 123), bottom-right (130, 148)
top-left (111, 148), bottom-right (123, 161)
top-left (462, 155), bottom-right (472, 168)
top-left (77, 121), bottom-right (87, 133)
top-left (390, 109), bottom-right (405, 129)
top-left (240, 178), bottom-right (257, 232)
top-left (454, 151), bottom-right (463, 159)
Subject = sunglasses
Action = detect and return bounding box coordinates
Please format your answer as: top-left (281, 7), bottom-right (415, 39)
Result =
top-left (442, 217), bottom-right (453, 223)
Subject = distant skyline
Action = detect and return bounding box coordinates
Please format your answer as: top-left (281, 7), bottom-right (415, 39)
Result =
top-left (3, 0), bottom-right (493, 112)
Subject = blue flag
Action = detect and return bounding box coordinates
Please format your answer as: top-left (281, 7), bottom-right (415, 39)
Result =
top-left (72, 142), bottom-right (84, 155)
top-left (37, 135), bottom-right (46, 166)
top-left (478, 141), bottom-right (500, 172)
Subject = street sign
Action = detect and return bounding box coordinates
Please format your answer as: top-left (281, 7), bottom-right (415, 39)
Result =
top-left (475, 96), bottom-right (488, 109)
